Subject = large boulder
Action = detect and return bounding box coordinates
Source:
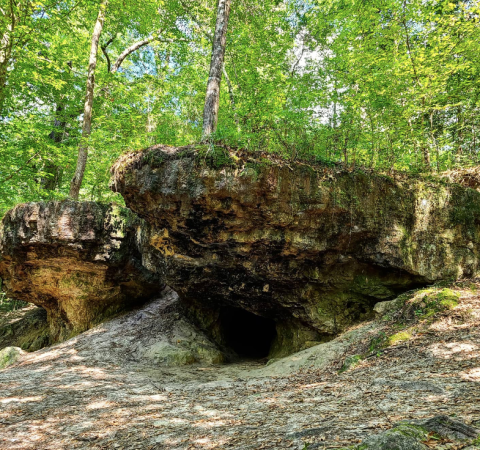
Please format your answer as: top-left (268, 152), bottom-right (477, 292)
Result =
top-left (0, 201), bottom-right (164, 341)
top-left (111, 145), bottom-right (480, 355)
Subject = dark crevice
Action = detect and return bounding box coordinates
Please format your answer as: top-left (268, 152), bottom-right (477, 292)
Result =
top-left (219, 307), bottom-right (277, 359)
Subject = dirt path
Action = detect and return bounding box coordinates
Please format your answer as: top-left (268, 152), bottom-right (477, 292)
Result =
top-left (1, 288), bottom-right (480, 450)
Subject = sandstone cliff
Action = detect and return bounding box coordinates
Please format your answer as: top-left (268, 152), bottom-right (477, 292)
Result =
top-left (2, 145), bottom-right (480, 358)
top-left (111, 145), bottom-right (480, 355)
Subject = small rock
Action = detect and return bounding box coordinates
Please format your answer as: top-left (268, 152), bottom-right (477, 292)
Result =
top-left (352, 416), bottom-right (479, 449)
top-left (360, 427), bottom-right (425, 450)
top-left (0, 346), bottom-right (26, 369)
top-left (373, 298), bottom-right (404, 318)
top-left (141, 341), bottom-right (196, 366)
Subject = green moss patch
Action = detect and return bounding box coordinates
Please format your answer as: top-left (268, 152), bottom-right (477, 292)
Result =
top-left (195, 144), bottom-right (236, 169)
top-left (339, 354), bottom-right (363, 373)
top-left (0, 346), bottom-right (25, 369)
top-left (387, 330), bottom-right (412, 346)
top-left (414, 288), bottom-right (460, 319)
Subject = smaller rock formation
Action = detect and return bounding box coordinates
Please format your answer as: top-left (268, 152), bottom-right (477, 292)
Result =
top-left (0, 305), bottom-right (50, 351)
top-left (0, 201), bottom-right (164, 341)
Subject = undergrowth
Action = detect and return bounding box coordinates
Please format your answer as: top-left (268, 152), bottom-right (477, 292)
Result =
top-left (338, 285), bottom-right (462, 375)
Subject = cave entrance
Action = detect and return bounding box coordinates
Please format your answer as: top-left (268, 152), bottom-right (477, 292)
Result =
top-left (220, 307), bottom-right (277, 359)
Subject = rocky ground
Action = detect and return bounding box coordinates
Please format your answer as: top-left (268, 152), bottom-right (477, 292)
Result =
top-left (1, 282), bottom-right (480, 450)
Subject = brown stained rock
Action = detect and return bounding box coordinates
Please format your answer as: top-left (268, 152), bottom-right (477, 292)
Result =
top-left (0, 201), bottom-right (164, 341)
top-left (111, 145), bottom-right (480, 356)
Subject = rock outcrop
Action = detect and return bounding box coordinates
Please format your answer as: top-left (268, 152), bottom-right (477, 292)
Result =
top-left (111, 145), bottom-right (480, 355)
top-left (3, 145), bottom-right (480, 358)
top-left (0, 305), bottom-right (50, 351)
top-left (0, 201), bottom-right (164, 341)
top-left (348, 416), bottom-right (479, 450)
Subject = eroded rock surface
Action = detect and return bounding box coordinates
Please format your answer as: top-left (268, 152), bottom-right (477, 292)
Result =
top-left (0, 305), bottom-right (50, 351)
top-left (349, 416), bottom-right (480, 450)
top-left (0, 201), bottom-right (164, 341)
top-left (111, 145), bottom-right (480, 355)
top-left (1, 281), bottom-right (480, 449)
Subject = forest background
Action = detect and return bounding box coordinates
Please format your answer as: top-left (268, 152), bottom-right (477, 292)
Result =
top-left (1, 0), bottom-right (479, 215)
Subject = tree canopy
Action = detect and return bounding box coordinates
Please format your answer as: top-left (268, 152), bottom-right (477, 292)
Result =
top-left (1, 0), bottom-right (479, 214)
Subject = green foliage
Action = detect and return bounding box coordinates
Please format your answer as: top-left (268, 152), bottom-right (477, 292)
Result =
top-left (339, 354), bottom-right (363, 373)
top-left (196, 144), bottom-right (236, 169)
top-left (0, 295), bottom-right (27, 313)
top-left (0, 280), bottom-right (27, 312)
top-left (0, 347), bottom-right (23, 370)
top-left (1, 0), bottom-right (480, 213)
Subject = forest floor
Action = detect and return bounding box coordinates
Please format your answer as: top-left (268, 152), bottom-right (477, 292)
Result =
top-left (0, 283), bottom-right (480, 450)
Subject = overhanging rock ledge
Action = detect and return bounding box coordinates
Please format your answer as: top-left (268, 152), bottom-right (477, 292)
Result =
top-left (0, 201), bottom-right (164, 341)
top-left (111, 145), bottom-right (480, 356)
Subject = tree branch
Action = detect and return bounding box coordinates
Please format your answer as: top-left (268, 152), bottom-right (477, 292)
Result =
top-left (0, 150), bottom-right (42, 183)
top-left (101, 36), bottom-right (115, 73)
top-left (109, 32), bottom-right (186, 74)
top-left (110, 37), bottom-right (154, 73)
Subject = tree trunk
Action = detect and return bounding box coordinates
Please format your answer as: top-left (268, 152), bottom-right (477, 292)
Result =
top-left (0, 6), bottom-right (16, 116)
top-left (202, 0), bottom-right (232, 139)
top-left (69, 0), bottom-right (108, 200)
top-left (43, 104), bottom-right (67, 190)
top-left (222, 65), bottom-right (238, 124)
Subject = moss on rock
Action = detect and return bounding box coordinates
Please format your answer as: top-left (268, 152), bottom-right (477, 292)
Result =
top-left (339, 354), bottom-right (363, 373)
top-left (0, 346), bottom-right (26, 369)
top-left (345, 416), bottom-right (479, 450)
top-left (387, 331), bottom-right (412, 346)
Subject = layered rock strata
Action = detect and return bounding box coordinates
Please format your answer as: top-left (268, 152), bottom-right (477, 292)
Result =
top-left (2, 145), bottom-right (480, 358)
top-left (111, 145), bottom-right (480, 355)
top-left (0, 201), bottom-right (164, 340)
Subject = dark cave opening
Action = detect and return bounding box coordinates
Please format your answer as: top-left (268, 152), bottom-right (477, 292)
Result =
top-left (220, 307), bottom-right (277, 359)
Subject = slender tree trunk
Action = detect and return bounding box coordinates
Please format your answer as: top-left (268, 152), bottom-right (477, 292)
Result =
top-left (43, 104), bottom-right (67, 190)
top-left (202, 0), bottom-right (232, 139)
top-left (456, 106), bottom-right (463, 162)
top-left (222, 65), bottom-right (238, 124)
top-left (420, 99), bottom-right (431, 170)
top-left (0, 6), bottom-right (16, 115)
top-left (69, 0), bottom-right (108, 200)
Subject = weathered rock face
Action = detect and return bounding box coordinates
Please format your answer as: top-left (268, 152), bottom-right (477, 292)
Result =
top-left (0, 201), bottom-right (164, 341)
top-left (111, 145), bottom-right (480, 355)
top-left (353, 416), bottom-right (479, 450)
top-left (0, 306), bottom-right (50, 352)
